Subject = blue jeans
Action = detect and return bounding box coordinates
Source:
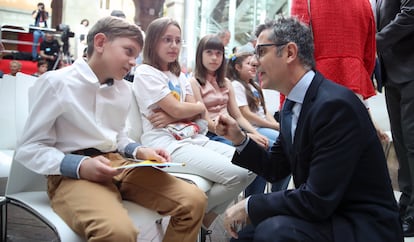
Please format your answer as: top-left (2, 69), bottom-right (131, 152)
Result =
top-left (32, 30), bottom-right (45, 59)
top-left (244, 175), bottom-right (291, 196)
top-left (256, 127), bottom-right (278, 146)
top-left (206, 131), bottom-right (233, 146)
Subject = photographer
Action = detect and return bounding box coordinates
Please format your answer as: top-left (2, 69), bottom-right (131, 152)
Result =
top-left (39, 32), bottom-right (60, 70)
top-left (32, 2), bottom-right (49, 61)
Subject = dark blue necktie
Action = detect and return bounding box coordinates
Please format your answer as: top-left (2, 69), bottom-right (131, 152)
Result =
top-left (281, 99), bottom-right (295, 153)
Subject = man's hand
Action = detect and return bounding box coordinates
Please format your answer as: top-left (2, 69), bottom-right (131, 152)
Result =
top-left (214, 114), bottom-right (245, 144)
top-left (79, 156), bottom-right (121, 182)
top-left (136, 147), bottom-right (171, 163)
top-left (223, 199), bottom-right (250, 239)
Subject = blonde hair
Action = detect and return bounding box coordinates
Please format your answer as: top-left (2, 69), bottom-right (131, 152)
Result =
top-left (10, 60), bottom-right (22, 68)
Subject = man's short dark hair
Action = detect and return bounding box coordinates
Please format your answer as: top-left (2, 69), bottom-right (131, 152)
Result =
top-left (110, 10), bottom-right (126, 18)
top-left (255, 16), bottom-right (315, 70)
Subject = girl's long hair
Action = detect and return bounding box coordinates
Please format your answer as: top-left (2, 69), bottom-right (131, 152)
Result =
top-left (227, 52), bottom-right (266, 113)
top-left (143, 17), bottom-right (182, 76)
top-left (194, 34), bottom-right (226, 88)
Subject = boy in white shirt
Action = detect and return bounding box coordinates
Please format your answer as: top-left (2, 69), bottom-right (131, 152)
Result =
top-left (15, 16), bottom-right (206, 242)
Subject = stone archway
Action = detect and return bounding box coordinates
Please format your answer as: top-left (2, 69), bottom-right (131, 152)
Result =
top-left (132, 0), bottom-right (165, 31)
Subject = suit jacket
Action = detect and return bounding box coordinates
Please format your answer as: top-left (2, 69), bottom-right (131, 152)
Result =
top-left (376, 0), bottom-right (414, 83)
top-left (232, 72), bottom-right (403, 242)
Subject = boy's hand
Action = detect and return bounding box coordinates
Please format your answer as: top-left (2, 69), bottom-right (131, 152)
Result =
top-left (79, 156), bottom-right (121, 182)
top-left (136, 147), bottom-right (171, 163)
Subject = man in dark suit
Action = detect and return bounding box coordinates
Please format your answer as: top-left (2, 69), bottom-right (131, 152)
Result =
top-left (376, 0), bottom-right (414, 237)
top-left (215, 17), bottom-right (403, 242)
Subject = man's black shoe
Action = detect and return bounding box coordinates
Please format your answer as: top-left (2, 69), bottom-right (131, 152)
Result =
top-left (403, 216), bottom-right (414, 237)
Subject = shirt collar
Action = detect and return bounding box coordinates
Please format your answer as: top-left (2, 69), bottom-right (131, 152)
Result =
top-left (73, 58), bottom-right (100, 85)
top-left (73, 58), bottom-right (118, 87)
top-left (286, 70), bottom-right (315, 104)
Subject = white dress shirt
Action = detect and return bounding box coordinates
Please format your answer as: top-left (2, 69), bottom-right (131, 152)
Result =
top-left (15, 58), bottom-right (140, 178)
top-left (284, 70), bottom-right (315, 142)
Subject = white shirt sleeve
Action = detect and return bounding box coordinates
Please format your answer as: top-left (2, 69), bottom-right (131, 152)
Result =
top-left (181, 73), bottom-right (194, 96)
top-left (15, 75), bottom-right (66, 175)
top-left (232, 80), bottom-right (248, 107)
top-left (133, 65), bottom-right (171, 116)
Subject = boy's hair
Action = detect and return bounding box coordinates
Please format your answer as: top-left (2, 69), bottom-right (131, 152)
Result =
top-left (143, 17), bottom-right (182, 77)
top-left (194, 34), bottom-right (226, 88)
top-left (226, 52), bottom-right (266, 113)
top-left (10, 60), bottom-right (22, 68)
top-left (86, 16), bottom-right (143, 57)
top-left (37, 59), bottom-right (48, 67)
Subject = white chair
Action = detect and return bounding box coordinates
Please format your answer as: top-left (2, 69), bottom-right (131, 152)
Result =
top-left (0, 75), bottom-right (160, 241)
top-left (1, 73), bottom-right (38, 192)
top-left (1, 73), bottom-right (35, 208)
top-left (1, 75), bottom-right (211, 241)
top-left (0, 75), bottom-right (22, 188)
top-left (3, 154), bottom-right (164, 242)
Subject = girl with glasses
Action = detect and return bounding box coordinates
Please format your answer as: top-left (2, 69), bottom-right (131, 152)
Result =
top-left (132, 18), bottom-right (255, 238)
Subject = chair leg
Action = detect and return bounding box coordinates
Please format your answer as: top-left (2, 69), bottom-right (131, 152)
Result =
top-left (197, 227), bottom-right (202, 242)
top-left (156, 218), bottom-right (163, 224)
top-left (0, 196), bottom-right (7, 242)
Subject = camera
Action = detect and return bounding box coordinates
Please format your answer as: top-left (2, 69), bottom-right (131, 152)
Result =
top-left (55, 24), bottom-right (75, 55)
top-left (56, 24), bottom-right (75, 39)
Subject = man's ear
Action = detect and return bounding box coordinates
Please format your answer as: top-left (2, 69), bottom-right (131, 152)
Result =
top-left (93, 33), bottom-right (107, 54)
top-left (285, 42), bottom-right (298, 64)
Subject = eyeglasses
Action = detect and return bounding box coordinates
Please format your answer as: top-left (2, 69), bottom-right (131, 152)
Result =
top-left (161, 36), bottom-right (182, 46)
top-left (254, 43), bottom-right (287, 59)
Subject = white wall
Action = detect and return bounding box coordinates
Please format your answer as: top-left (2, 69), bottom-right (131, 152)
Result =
top-left (0, 8), bottom-right (33, 29)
